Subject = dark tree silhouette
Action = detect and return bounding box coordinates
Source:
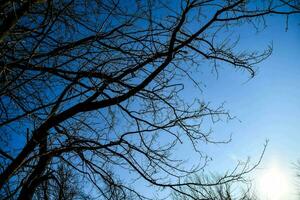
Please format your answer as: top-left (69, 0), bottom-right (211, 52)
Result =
top-left (33, 164), bottom-right (91, 200)
top-left (172, 172), bottom-right (259, 200)
top-left (0, 0), bottom-right (299, 199)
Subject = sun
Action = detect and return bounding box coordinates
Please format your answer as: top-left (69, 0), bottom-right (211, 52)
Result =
top-left (257, 165), bottom-right (290, 200)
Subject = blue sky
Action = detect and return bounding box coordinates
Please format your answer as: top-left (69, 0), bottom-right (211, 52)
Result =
top-left (189, 13), bottom-right (300, 199)
top-left (127, 12), bottom-right (300, 199)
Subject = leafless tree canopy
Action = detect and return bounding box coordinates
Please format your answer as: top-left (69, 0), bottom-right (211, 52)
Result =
top-left (0, 0), bottom-right (299, 199)
top-left (172, 173), bottom-right (259, 200)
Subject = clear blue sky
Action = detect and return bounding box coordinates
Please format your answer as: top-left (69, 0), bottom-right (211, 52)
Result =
top-left (188, 13), bottom-right (300, 199)
top-left (201, 14), bottom-right (300, 170)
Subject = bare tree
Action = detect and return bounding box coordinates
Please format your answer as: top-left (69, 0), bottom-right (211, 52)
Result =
top-left (33, 164), bottom-right (91, 200)
top-left (172, 172), bottom-right (259, 200)
top-left (0, 0), bottom-right (299, 199)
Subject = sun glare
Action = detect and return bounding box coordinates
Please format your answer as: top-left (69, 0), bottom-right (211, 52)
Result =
top-left (257, 165), bottom-right (290, 200)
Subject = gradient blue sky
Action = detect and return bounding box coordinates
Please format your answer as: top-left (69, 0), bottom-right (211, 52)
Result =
top-left (126, 12), bottom-right (300, 199)
top-left (191, 13), bottom-right (300, 199)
